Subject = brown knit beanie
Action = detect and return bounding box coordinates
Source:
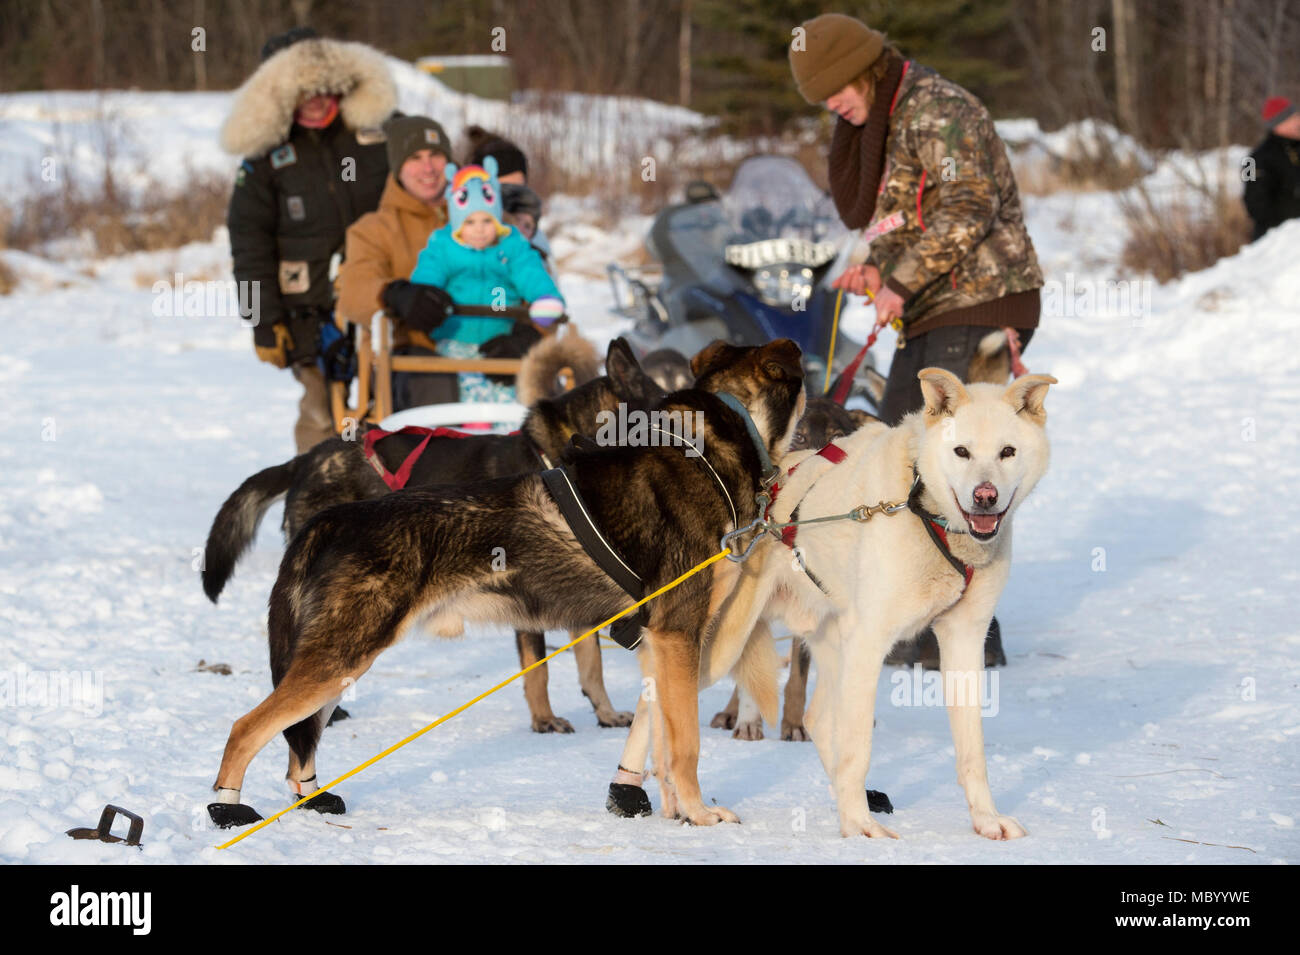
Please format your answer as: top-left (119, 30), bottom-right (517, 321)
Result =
top-left (789, 13), bottom-right (885, 104)
top-left (383, 114), bottom-right (452, 170)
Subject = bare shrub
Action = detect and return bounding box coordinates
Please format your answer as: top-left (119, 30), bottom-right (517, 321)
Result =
top-left (4, 166), bottom-right (231, 257)
top-left (1119, 185), bottom-right (1250, 282)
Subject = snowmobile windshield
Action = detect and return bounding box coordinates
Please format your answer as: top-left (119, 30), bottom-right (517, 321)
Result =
top-left (723, 156), bottom-right (845, 270)
top-left (648, 200), bottom-right (737, 289)
top-left (726, 156), bottom-right (844, 245)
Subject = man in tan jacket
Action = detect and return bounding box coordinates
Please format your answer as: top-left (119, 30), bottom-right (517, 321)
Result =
top-left (336, 115), bottom-right (457, 408)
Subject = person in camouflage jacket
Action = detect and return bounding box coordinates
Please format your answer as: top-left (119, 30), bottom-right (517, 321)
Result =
top-left (790, 13), bottom-right (1043, 669)
top-left (790, 13), bottom-right (1044, 426)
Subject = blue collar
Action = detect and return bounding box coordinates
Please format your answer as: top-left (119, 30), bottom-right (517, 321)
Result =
top-left (717, 392), bottom-right (779, 487)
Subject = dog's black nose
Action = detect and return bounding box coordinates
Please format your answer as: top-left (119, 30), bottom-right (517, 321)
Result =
top-left (973, 482), bottom-right (998, 508)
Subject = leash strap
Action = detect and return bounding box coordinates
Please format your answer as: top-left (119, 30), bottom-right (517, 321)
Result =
top-left (1005, 326), bottom-right (1028, 378)
top-left (540, 466), bottom-right (646, 649)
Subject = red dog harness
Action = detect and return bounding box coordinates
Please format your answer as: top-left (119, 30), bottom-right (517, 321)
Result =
top-left (362, 425), bottom-right (479, 491)
top-left (766, 442), bottom-right (973, 593)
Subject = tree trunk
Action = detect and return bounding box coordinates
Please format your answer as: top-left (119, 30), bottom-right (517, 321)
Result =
top-left (1110, 0), bottom-right (1137, 133)
top-left (678, 0), bottom-right (691, 107)
top-left (90, 0), bottom-right (105, 88)
top-left (151, 0), bottom-right (167, 86)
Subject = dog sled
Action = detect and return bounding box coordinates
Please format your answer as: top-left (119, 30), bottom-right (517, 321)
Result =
top-left (328, 303), bottom-right (575, 432)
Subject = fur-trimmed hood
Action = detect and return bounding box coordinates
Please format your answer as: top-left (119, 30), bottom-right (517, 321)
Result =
top-left (220, 37), bottom-right (397, 158)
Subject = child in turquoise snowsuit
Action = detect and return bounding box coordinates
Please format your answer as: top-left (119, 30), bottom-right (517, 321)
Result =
top-left (409, 156), bottom-right (565, 403)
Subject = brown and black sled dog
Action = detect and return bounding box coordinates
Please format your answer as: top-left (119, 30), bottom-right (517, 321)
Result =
top-left (208, 339), bottom-right (806, 829)
top-left (201, 336), bottom-right (659, 733)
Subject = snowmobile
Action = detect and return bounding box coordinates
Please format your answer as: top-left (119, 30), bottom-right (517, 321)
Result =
top-left (608, 154), bottom-right (879, 406)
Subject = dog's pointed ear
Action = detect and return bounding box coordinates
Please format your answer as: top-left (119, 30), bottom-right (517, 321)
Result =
top-left (690, 340), bottom-right (735, 379)
top-left (917, 367), bottom-right (970, 422)
top-left (605, 337), bottom-right (639, 384)
top-left (1003, 374), bottom-right (1058, 425)
top-left (759, 338), bottom-right (803, 382)
top-left (606, 337), bottom-right (664, 402)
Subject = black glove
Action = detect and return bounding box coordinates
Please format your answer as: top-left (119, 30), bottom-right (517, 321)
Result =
top-left (381, 280), bottom-right (455, 334)
top-left (480, 324), bottom-right (543, 384)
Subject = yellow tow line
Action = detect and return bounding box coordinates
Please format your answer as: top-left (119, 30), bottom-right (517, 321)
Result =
top-left (216, 546), bottom-right (735, 849)
top-left (823, 285), bottom-right (875, 395)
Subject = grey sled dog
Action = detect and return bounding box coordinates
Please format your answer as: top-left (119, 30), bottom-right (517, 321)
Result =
top-left (621, 367), bottom-right (1056, 839)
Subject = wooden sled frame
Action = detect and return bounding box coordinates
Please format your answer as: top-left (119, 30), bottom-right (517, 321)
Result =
top-left (330, 306), bottom-right (571, 432)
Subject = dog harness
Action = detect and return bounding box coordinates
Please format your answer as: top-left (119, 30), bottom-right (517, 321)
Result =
top-left (539, 392), bottom-right (774, 650)
top-left (362, 424), bottom-right (550, 492)
top-left (540, 464), bottom-right (647, 650)
top-left (906, 470), bottom-right (974, 590)
top-left (760, 444), bottom-right (973, 593)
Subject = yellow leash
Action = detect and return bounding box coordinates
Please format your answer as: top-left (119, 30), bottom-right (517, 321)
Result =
top-left (823, 285), bottom-right (875, 395)
top-left (216, 546), bottom-right (735, 849)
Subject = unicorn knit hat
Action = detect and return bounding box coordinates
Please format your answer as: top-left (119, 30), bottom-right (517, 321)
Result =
top-left (445, 156), bottom-right (510, 243)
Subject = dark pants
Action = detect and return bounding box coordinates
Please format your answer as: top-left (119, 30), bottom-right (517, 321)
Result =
top-left (391, 345), bottom-right (458, 412)
top-left (879, 325), bottom-right (1035, 425)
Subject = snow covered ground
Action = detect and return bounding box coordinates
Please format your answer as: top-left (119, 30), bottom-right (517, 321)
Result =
top-left (1, 83), bottom-right (1298, 863)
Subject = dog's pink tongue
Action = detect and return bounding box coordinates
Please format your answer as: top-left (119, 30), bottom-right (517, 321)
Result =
top-left (969, 513), bottom-right (999, 534)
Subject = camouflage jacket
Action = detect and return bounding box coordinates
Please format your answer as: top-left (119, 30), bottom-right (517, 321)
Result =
top-left (865, 64), bottom-right (1043, 337)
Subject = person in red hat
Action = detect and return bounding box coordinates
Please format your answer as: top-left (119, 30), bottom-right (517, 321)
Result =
top-left (1244, 96), bottom-right (1300, 241)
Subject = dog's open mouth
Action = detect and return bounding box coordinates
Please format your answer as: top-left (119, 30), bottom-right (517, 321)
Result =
top-left (954, 492), bottom-right (1013, 541)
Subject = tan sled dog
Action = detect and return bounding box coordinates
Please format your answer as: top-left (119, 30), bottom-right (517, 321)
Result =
top-left (619, 368), bottom-right (1055, 839)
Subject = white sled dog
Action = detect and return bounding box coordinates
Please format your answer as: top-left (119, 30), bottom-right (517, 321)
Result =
top-left (666, 367), bottom-right (1056, 839)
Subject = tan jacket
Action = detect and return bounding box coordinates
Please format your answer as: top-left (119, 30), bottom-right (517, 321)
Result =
top-left (336, 174), bottom-right (448, 350)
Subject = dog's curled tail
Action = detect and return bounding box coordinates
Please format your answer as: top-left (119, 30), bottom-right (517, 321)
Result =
top-left (201, 455), bottom-right (301, 603)
top-left (731, 620), bottom-right (780, 726)
top-left (516, 326), bottom-right (602, 406)
top-left (967, 330), bottom-right (1013, 385)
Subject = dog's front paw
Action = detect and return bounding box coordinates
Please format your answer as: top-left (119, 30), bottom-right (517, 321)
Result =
top-left (530, 715), bottom-right (574, 734)
top-left (840, 815), bottom-right (900, 839)
top-left (596, 708), bottom-right (634, 728)
top-left (731, 718), bottom-right (764, 740)
top-left (970, 811), bottom-right (1026, 840)
top-left (680, 803), bottom-right (740, 826)
top-left (780, 721), bottom-right (809, 741)
top-left (710, 710), bottom-right (736, 730)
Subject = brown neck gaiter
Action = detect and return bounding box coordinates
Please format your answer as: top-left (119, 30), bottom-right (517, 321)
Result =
top-left (827, 54), bottom-right (906, 230)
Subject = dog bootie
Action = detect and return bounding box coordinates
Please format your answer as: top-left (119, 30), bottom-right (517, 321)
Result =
top-left (207, 803), bottom-right (264, 829)
top-left (295, 791), bottom-right (346, 815)
top-left (606, 783), bottom-right (652, 818)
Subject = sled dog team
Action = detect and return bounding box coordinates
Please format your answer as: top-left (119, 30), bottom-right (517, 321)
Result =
top-left (202, 332), bottom-right (1055, 840)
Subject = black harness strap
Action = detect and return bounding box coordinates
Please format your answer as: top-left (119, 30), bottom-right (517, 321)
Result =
top-left (540, 466), bottom-right (646, 650)
top-left (525, 434), bottom-right (554, 471)
top-left (906, 474), bottom-right (974, 589)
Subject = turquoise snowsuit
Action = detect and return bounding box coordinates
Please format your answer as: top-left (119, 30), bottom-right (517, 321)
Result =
top-left (409, 224), bottom-right (562, 345)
